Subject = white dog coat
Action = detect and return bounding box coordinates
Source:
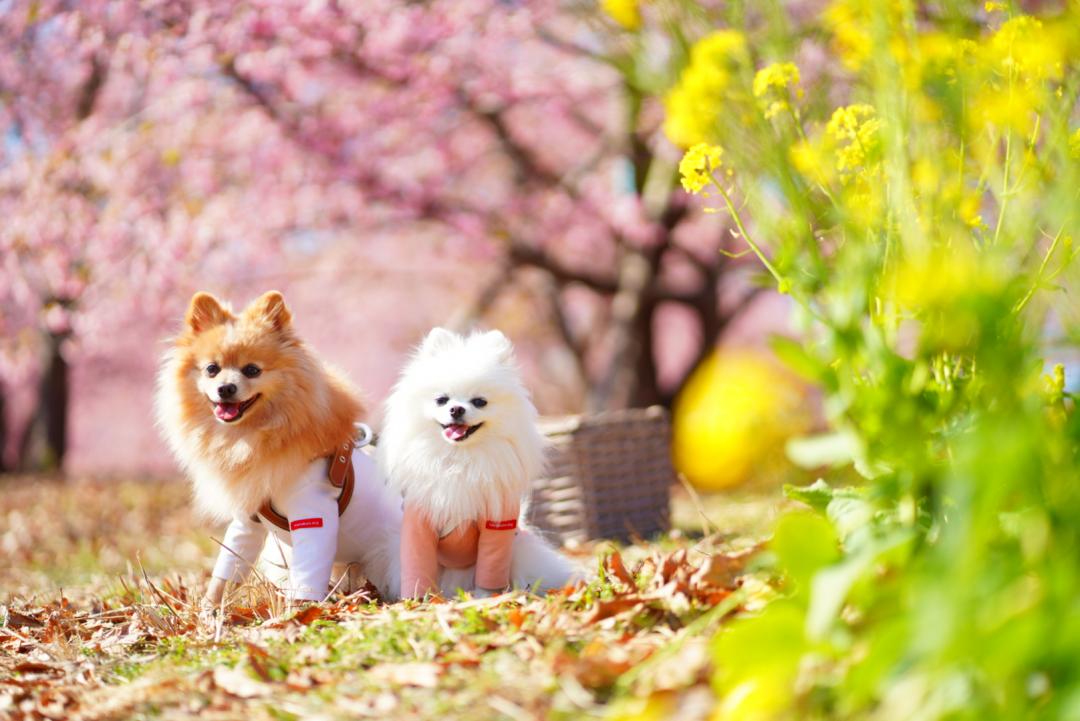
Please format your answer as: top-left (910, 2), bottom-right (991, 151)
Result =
top-left (211, 445), bottom-right (401, 601)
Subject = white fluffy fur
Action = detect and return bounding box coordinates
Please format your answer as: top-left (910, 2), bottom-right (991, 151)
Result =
top-left (378, 328), bottom-right (579, 592)
top-left (379, 329), bottom-right (545, 531)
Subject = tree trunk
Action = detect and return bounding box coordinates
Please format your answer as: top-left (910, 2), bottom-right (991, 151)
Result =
top-left (19, 328), bottom-right (70, 472)
top-left (589, 249), bottom-right (656, 411)
top-left (0, 384), bottom-right (7, 473)
top-left (629, 301), bottom-right (662, 408)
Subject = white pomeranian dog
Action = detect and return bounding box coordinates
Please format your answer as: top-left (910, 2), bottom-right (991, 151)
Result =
top-left (378, 328), bottom-right (579, 598)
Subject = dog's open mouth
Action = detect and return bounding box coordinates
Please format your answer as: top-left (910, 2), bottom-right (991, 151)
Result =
top-left (213, 394), bottom-right (261, 423)
top-left (441, 422), bottom-right (484, 442)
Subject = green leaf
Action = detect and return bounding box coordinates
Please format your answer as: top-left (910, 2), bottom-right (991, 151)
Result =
top-left (783, 479), bottom-right (837, 513)
top-left (826, 496), bottom-right (874, 540)
top-left (784, 479), bottom-right (865, 514)
top-left (772, 511), bottom-right (840, 593)
top-left (807, 553), bottom-right (870, 639)
top-left (770, 335), bottom-right (824, 381)
top-left (711, 601), bottom-right (808, 716)
top-left (785, 431), bottom-right (861, 469)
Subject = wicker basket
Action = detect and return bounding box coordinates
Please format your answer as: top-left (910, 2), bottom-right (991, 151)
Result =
top-left (527, 406), bottom-right (675, 544)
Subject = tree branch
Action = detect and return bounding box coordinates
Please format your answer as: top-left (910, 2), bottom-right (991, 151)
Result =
top-left (75, 53), bottom-right (107, 121)
top-left (445, 263), bottom-right (515, 332)
top-left (222, 58), bottom-right (286, 123)
top-left (508, 242), bottom-right (619, 294)
top-left (535, 25), bottom-right (621, 68)
top-left (542, 277), bottom-right (590, 383)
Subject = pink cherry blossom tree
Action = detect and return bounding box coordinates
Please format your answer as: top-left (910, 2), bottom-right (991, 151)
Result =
top-left (0, 1), bottom-right (319, 469)
top-left (0, 0), bottom-right (758, 472)
top-left (193, 0), bottom-right (761, 406)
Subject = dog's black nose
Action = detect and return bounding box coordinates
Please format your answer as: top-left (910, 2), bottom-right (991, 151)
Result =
top-left (218, 383), bottom-right (237, 399)
top-left (449, 405), bottom-right (466, 420)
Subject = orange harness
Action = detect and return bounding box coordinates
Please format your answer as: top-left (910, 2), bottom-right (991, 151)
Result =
top-left (251, 438), bottom-right (356, 531)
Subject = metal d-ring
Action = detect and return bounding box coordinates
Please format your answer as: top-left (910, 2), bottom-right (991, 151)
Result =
top-left (354, 422), bottom-right (374, 448)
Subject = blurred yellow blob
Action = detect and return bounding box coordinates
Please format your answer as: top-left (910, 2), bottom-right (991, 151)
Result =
top-left (600, 0), bottom-right (641, 31)
top-left (673, 349), bottom-right (810, 491)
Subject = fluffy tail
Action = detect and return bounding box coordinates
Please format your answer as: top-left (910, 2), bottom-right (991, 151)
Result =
top-left (509, 527), bottom-right (582, 592)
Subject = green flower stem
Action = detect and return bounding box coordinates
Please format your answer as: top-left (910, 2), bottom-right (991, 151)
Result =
top-left (1014, 223), bottom-right (1064, 313)
top-left (709, 172), bottom-right (785, 286)
top-left (706, 170), bottom-right (824, 323)
top-left (993, 130), bottom-right (1011, 244)
top-left (992, 69), bottom-right (1017, 247)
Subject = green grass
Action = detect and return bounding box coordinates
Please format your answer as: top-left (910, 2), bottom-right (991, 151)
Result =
top-left (1, 475), bottom-right (781, 720)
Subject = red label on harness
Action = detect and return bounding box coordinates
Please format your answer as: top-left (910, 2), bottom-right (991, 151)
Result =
top-left (485, 519), bottom-right (518, 531)
top-left (290, 518), bottom-right (324, 530)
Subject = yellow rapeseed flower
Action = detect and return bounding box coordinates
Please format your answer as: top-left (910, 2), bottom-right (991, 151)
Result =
top-left (1043, 363), bottom-right (1066, 401)
top-left (890, 246), bottom-right (1006, 312)
top-left (988, 16), bottom-right (1065, 82)
top-left (663, 30), bottom-right (749, 148)
top-left (753, 62), bottom-right (800, 97)
top-left (971, 82), bottom-right (1041, 134)
top-left (692, 30), bottom-right (750, 69)
top-left (601, 0), bottom-right (641, 31)
top-left (964, 16), bottom-right (1068, 135)
top-left (826, 104), bottom-right (874, 142)
top-left (790, 138), bottom-right (836, 186)
top-left (958, 192), bottom-right (986, 230)
top-left (753, 62), bottom-right (802, 120)
top-left (822, 0), bottom-right (872, 71)
top-left (826, 104), bottom-right (881, 173)
top-left (679, 143), bottom-right (724, 194)
top-left (1069, 128), bottom-right (1080, 160)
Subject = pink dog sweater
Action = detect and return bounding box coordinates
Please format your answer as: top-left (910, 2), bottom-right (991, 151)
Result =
top-left (400, 502), bottom-right (520, 599)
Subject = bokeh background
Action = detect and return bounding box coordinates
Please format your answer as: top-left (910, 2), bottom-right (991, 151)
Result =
top-left (0, 0), bottom-right (807, 480)
top-left (4, 2), bottom-right (1080, 719)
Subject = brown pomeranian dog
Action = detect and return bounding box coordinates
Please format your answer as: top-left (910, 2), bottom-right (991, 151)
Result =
top-left (156, 291), bottom-right (401, 604)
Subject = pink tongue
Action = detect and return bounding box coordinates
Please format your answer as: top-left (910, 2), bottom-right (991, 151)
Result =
top-left (444, 424), bottom-right (469, 441)
top-left (215, 403), bottom-right (241, 421)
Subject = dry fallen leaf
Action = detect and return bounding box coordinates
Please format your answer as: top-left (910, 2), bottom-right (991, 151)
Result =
top-left (4, 610), bottom-right (45, 629)
top-left (284, 668), bottom-right (330, 691)
top-left (554, 638), bottom-right (654, 689)
top-left (584, 597), bottom-right (644, 625)
top-left (1, 473), bottom-right (775, 720)
top-left (245, 643), bottom-right (274, 683)
top-left (606, 552), bottom-right (636, 588)
top-left (659, 549), bottom-right (687, 585)
top-left (689, 545), bottom-right (761, 590)
top-left (648, 638), bottom-right (712, 691)
top-left (13, 661), bottom-right (62, 676)
top-left (211, 665), bottom-right (273, 698)
top-left (366, 662), bottom-right (444, 688)
top-left (290, 605), bottom-right (324, 626)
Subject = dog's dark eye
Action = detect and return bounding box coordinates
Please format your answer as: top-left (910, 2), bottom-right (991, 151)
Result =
top-left (242, 364), bottom-right (262, 378)
top-left (435, 395), bottom-right (450, 406)
top-left (471, 397), bottom-right (488, 408)
top-left (206, 363), bottom-right (220, 378)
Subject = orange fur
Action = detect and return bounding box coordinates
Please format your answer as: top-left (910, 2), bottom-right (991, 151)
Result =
top-left (156, 291), bottom-right (365, 520)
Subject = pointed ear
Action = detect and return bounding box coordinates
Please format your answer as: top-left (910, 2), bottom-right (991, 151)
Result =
top-left (185, 292), bottom-right (232, 334)
top-left (418, 327), bottom-right (460, 357)
top-left (245, 291), bottom-right (292, 332)
top-left (472, 330), bottom-right (514, 363)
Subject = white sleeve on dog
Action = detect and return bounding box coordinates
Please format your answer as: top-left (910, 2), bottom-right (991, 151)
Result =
top-left (276, 468), bottom-right (341, 602)
top-left (212, 514), bottom-right (268, 583)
